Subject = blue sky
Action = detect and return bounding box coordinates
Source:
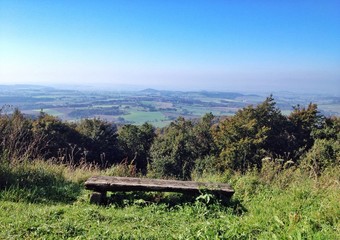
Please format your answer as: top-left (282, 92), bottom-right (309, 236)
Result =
top-left (0, 0), bottom-right (339, 93)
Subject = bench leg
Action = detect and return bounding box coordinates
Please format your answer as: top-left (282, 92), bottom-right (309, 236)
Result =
top-left (90, 191), bottom-right (107, 205)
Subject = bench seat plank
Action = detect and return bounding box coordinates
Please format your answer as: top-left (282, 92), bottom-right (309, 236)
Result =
top-left (85, 176), bottom-right (234, 197)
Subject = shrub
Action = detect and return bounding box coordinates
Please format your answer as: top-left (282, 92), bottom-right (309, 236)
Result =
top-left (301, 139), bottom-right (339, 177)
top-left (193, 155), bottom-right (221, 178)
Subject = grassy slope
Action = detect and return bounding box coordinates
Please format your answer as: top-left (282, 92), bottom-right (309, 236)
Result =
top-left (0, 160), bottom-right (339, 239)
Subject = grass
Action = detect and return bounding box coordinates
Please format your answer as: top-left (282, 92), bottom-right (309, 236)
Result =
top-left (0, 159), bottom-right (339, 239)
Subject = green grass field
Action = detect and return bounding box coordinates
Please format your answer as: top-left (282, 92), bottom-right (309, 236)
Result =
top-left (122, 111), bottom-right (168, 125)
top-left (0, 160), bottom-right (339, 239)
top-left (33, 109), bottom-right (64, 117)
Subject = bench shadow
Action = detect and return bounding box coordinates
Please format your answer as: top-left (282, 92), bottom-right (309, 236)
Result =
top-left (0, 168), bottom-right (82, 204)
top-left (106, 191), bottom-right (247, 216)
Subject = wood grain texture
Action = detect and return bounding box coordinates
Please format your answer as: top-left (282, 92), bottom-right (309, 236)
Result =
top-left (85, 176), bottom-right (234, 197)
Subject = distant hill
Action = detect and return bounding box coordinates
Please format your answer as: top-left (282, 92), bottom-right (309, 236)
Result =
top-left (139, 88), bottom-right (258, 100)
top-left (0, 84), bottom-right (55, 91)
top-left (139, 88), bottom-right (160, 94)
top-left (199, 91), bottom-right (245, 99)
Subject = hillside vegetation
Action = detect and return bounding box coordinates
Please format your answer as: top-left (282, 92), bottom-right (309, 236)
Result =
top-left (0, 96), bottom-right (339, 239)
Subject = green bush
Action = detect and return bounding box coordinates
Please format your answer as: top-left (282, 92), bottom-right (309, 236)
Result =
top-left (192, 155), bottom-right (221, 177)
top-left (301, 138), bottom-right (339, 176)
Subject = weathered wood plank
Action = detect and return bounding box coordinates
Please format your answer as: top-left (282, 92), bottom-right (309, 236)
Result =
top-left (85, 176), bottom-right (234, 197)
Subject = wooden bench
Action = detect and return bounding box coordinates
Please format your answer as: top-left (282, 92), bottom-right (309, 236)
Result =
top-left (85, 176), bottom-right (235, 204)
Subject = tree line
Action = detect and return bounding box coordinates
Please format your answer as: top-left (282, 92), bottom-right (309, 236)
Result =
top-left (1, 96), bottom-right (339, 179)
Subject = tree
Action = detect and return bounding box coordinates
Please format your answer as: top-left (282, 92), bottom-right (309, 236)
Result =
top-left (301, 116), bottom-right (340, 176)
top-left (193, 112), bottom-right (217, 157)
top-left (213, 107), bottom-right (268, 172)
top-left (253, 95), bottom-right (290, 158)
top-left (32, 112), bottom-right (82, 162)
top-left (213, 96), bottom-right (289, 172)
top-left (0, 109), bottom-right (34, 160)
top-left (76, 118), bottom-right (119, 165)
top-left (302, 138), bottom-right (339, 176)
top-left (118, 123), bottom-right (155, 174)
top-left (150, 117), bottom-right (197, 179)
top-left (312, 116), bottom-right (339, 141)
top-left (288, 103), bottom-right (323, 160)
top-left (150, 114), bottom-right (216, 179)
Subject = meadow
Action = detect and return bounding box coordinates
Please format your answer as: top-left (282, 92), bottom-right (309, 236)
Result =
top-left (0, 159), bottom-right (339, 239)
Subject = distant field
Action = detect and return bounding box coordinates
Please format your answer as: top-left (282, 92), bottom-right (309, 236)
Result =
top-left (319, 104), bottom-right (340, 115)
top-left (92, 104), bottom-right (118, 108)
top-left (122, 111), bottom-right (168, 125)
top-left (1, 85), bottom-right (339, 127)
top-left (181, 105), bottom-right (235, 116)
top-left (32, 109), bottom-right (64, 116)
top-left (281, 110), bottom-right (293, 116)
top-left (32, 95), bottom-right (61, 99)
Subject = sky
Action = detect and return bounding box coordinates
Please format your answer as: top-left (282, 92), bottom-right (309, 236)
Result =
top-left (0, 0), bottom-right (340, 93)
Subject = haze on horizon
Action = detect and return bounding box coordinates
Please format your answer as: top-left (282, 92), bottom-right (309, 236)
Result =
top-left (0, 1), bottom-right (339, 94)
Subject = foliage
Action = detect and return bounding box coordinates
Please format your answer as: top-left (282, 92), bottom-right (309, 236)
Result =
top-left (1, 97), bottom-right (339, 179)
top-left (150, 117), bottom-right (196, 179)
top-left (193, 112), bottom-right (217, 157)
top-left (32, 112), bottom-right (82, 162)
top-left (150, 114), bottom-right (216, 180)
top-left (76, 118), bottom-right (120, 165)
top-left (312, 116), bottom-right (340, 141)
top-left (301, 138), bottom-right (340, 177)
top-left (193, 155), bottom-right (222, 178)
top-left (0, 110), bottom-right (121, 166)
top-left (288, 103), bottom-right (324, 158)
top-left (213, 96), bottom-right (285, 172)
top-left (0, 108), bottom-right (37, 160)
top-left (117, 123), bottom-right (155, 174)
top-left (211, 96), bottom-right (338, 174)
